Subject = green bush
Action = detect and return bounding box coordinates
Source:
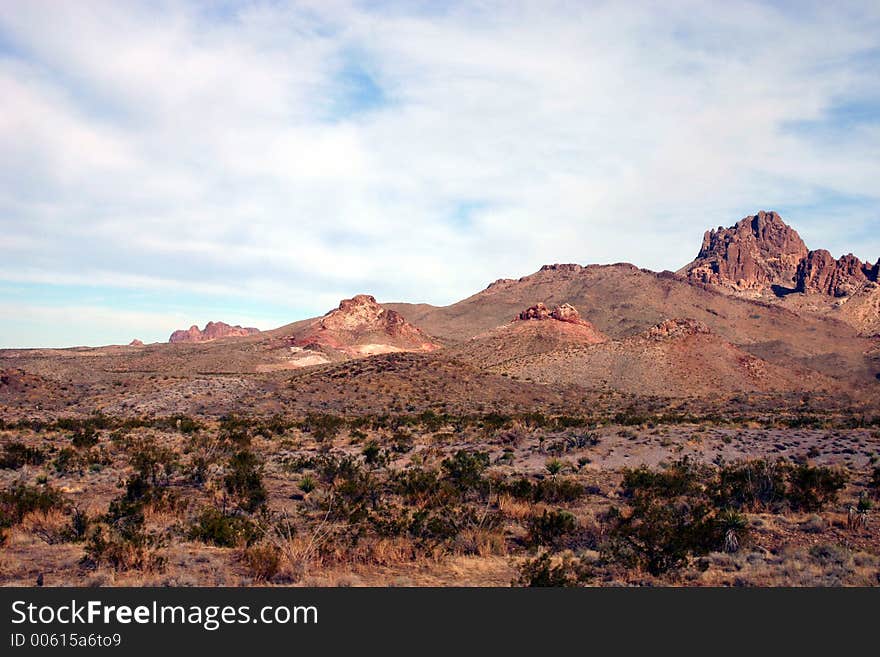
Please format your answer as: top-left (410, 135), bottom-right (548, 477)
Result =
top-left (224, 450), bottom-right (267, 513)
top-left (299, 414), bottom-right (345, 442)
top-left (0, 483), bottom-right (66, 528)
top-left (526, 509), bottom-right (577, 549)
top-left (787, 464), bottom-right (847, 511)
top-left (441, 450), bottom-right (490, 495)
top-left (189, 507), bottom-right (259, 547)
top-left (606, 497), bottom-right (720, 575)
top-left (621, 457), bottom-right (709, 499)
top-left (714, 459), bottom-right (789, 511)
top-left (0, 442), bottom-right (46, 469)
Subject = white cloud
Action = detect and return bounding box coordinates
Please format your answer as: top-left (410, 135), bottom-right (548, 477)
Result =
top-left (0, 0), bottom-right (878, 347)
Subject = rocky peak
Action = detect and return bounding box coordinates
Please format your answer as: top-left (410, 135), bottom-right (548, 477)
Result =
top-left (539, 263), bottom-right (585, 273)
top-left (293, 294), bottom-right (438, 354)
top-left (169, 321), bottom-right (260, 343)
top-left (645, 318), bottom-right (712, 340)
top-left (680, 210), bottom-right (808, 291)
top-left (322, 294), bottom-right (394, 332)
top-left (796, 250), bottom-right (877, 297)
top-left (129, 339), bottom-right (144, 347)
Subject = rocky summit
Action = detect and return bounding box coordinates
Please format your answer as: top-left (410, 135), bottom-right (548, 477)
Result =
top-left (169, 321), bottom-right (260, 343)
top-left (679, 210), bottom-right (808, 292)
top-left (290, 293), bottom-right (439, 356)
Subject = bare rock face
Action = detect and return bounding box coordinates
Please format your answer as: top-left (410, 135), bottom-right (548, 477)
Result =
top-left (539, 263), bottom-right (585, 273)
top-left (129, 339), bottom-right (144, 347)
top-left (680, 211), bottom-right (808, 291)
top-left (796, 250), bottom-right (877, 297)
top-left (645, 318), bottom-right (712, 340)
top-left (293, 294), bottom-right (439, 355)
top-left (515, 302), bottom-right (598, 329)
top-left (169, 321), bottom-right (260, 343)
top-left (549, 303), bottom-right (583, 323)
top-left (518, 303), bottom-right (552, 321)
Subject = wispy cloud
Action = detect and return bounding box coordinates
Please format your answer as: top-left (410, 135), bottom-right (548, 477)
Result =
top-left (1, 1), bottom-right (878, 347)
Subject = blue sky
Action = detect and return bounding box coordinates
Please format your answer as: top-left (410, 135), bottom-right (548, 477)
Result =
top-left (1, 0), bottom-right (879, 347)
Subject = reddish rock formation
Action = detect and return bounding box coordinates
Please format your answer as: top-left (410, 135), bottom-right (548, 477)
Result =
top-left (680, 211), bottom-right (808, 291)
top-left (645, 318), bottom-right (712, 340)
top-left (516, 302), bottom-right (591, 326)
top-left (129, 339), bottom-right (144, 347)
top-left (539, 263), bottom-right (585, 273)
top-left (796, 250), bottom-right (877, 297)
top-left (518, 303), bottom-right (552, 321)
top-left (291, 294), bottom-right (439, 356)
top-left (169, 321), bottom-right (260, 343)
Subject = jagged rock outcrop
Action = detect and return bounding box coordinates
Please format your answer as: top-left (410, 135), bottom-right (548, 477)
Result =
top-left (129, 339), bottom-right (144, 346)
top-left (680, 210), bottom-right (808, 291)
top-left (292, 294), bottom-right (439, 356)
top-left (516, 302), bottom-right (591, 325)
top-left (169, 321), bottom-right (260, 343)
top-left (796, 250), bottom-right (878, 297)
top-left (645, 318), bottom-right (712, 340)
top-left (539, 263), bottom-right (585, 273)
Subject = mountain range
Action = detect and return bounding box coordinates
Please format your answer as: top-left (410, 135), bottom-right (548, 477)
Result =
top-left (2, 211), bottom-right (878, 417)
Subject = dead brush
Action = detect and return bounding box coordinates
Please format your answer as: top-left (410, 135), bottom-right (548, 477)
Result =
top-left (21, 509), bottom-right (70, 545)
top-left (496, 494), bottom-right (533, 520)
top-left (240, 543), bottom-right (282, 582)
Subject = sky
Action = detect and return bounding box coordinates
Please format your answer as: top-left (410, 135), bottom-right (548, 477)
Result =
top-left (1, 0), bottom-right (879, 348)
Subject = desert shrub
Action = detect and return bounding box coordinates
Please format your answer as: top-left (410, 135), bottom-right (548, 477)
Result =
top-left (0, 483), bottom-right (66, 528)
top-left (252, 414), bottom-right (290, 439)
top-left (479, 413), bottom-right (511, 433)
top-left (281, 454), bottom-right (315, 474)
top-left (526, 509), bottom-right (578, 549)
top-left (189, 507), bottom-right (259, 547)
top-left (870, 467), bottom-right (880, 494)
top-left (621, 457), bottom-right (710, 499)
top-left (53, 446), bottom-right (110, 476)
top-left (224, 450), bottom-right (267, 513)
top-left (535, 478), bottom-right (584, 503)
top-left (0, 442), bottom-right (46, 469)
top-left (329, 467), bottom-right (380, 524)
top-left (129, 438), bottom-right (178, 487)
top-left (417, 410), bottom-right (450, 432)
top-left (607, 460), bottom-right (751, 575)
top-left (299, 414), bottom-right (345, 442)
top-left (390, 430), bottom-right (414, 453)
top-left (219, 414), bottom-right (252, 445)
top-left (53, 447), bottom-right (78, 474)
top-left (406, 506), bottom-right (492, 543)
top-left (503, 477), bottom-right (585, 504)
top-left (63, 507), bottom-right (91, 542)
top-left (441, 450), bottom-right (490, 496)
top-left (714, 459), bottom-right (789, 511)
top-left (70, 427), bottom-right (99, 449)
top-left (242, 543), bottom-right (281, 581)
top-left (393, 467), bottom-right (444, 505)
top-left (362, 441), bottom-right (385, 467)
top-left (605, 497), bottom-right (721, 575)
top-left (152, 414), bottom-right (202, 434)
top-left (516, 551), bottom-right (592, 587)
top-left (82, 523), bottom-right (164, 571)
top-left (299, 475), bottom-right (316, 494)
top-left (314, 453), bottom-right (363, 485)
top-left (787, 464), bottom-right (847, 511)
